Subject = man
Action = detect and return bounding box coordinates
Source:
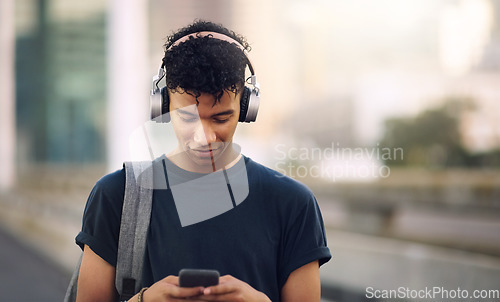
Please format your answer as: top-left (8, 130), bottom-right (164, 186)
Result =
top-left (75, 20), bottom-right (331, 302)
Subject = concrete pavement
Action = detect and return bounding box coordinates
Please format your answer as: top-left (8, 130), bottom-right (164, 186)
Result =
top-left (0, 225), bottom-right (69, 302)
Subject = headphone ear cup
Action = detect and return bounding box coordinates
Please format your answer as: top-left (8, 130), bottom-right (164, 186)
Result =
top-left (150, 89), bottom-right (162, 121)
top-left (160, 86), bottom-right (170, 123)
top-left (150, 86), bottom-right (170, 123)
top-left (239, 86), bottom-right (251, 122)
top-left (239, 85), bottom-right (260, 123)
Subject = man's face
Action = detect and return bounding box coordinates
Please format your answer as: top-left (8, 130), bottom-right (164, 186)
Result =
top-left (169, 89), bottom-right (240, 172)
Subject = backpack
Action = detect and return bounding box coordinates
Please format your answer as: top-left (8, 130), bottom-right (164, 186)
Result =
top-left (64, 161), bottom-right (154, 301)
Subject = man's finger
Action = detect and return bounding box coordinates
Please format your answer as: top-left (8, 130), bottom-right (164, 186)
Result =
top-left (170, 286), bottom-right (205, 298)
top-left (163, 275), bottom-right (179, 286)
top-left (219, 275), bottom-right (235, 283)
top-left (197, 293), bottom-right (235, 301)
top-left (203, 283), bottom-right (236, 295)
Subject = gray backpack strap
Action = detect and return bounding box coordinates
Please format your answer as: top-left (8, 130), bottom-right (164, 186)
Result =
top-left (64, 161), bottom-right (154, 302)
top-left (115, 161), bottom-right (154, 300)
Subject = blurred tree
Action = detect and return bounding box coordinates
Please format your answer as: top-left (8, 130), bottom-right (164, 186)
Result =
top-left (380, 97), bottom-right (479, 167)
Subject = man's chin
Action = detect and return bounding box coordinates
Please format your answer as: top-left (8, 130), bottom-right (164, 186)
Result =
top-left (187, 149), bottom-right (219, 165)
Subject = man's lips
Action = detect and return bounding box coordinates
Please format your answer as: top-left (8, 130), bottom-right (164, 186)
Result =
top-left (191, 148), bottom-right (221, 158)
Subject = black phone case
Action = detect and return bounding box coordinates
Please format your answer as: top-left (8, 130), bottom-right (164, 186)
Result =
top-left (179, 269), bottom-right (220, 287)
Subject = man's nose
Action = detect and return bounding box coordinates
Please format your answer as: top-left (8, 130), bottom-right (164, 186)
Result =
top-left (193, 121), bottom-right (216, 146)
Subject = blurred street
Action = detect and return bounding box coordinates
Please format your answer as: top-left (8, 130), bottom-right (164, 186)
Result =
top-left (1, 165), bottom-right (499, 302)
top-left (0, 225), bottom-right (68, 302)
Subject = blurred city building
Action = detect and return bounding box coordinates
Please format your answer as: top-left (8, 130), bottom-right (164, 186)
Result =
top-left (15, 0), bottom-right (107, 164)
top-left (12, 0), bottom-right (500, 167)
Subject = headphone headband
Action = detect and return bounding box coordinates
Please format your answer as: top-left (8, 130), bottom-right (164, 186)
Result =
top-left (168, 31), bottom-right (246, 51)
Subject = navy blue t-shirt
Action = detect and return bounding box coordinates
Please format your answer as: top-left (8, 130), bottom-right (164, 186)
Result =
top-left (76, 155), bottom-right (331, 301)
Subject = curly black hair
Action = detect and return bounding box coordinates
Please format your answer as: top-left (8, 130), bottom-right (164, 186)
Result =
top-left (162, 20), bottom-right (251, 104)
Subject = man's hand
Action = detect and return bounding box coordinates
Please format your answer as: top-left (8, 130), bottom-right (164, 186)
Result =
top-left (134, 275), bottom-right (269, 302)
top-left (196, 275), bottom-right (271, 302)
top-left (131, 276), bottom-right (204, 302)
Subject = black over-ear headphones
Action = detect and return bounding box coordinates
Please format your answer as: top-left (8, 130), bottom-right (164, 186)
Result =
top-left (150, 31), bottom-right (260, 123)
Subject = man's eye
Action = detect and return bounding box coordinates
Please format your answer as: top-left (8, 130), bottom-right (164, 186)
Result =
top-left (214, 118), bottom-right (230, 124)
top-left (180, 116), bottom-right (198, 123)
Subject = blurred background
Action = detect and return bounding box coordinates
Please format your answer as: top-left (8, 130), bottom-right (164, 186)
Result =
top-left (1, 0), bottom-right (500, 301)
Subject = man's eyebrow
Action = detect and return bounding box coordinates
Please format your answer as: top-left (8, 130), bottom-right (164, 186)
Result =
top-left (212, 110), bottom-right (234, 117)
top-left (175, 108), bottom-right (234, 117)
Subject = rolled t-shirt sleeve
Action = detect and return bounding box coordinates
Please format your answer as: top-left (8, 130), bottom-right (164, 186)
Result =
top-left (76, 168), bottom-right (125, 267)
top-left (279, 192), bottom-right (331, 288)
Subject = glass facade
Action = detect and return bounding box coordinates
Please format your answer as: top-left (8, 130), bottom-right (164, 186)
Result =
top-left (15, 0), bottom-right (106, 163)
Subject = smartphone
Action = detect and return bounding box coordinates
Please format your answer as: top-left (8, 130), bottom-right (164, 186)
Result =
top-left (179, 269), bottom-right (220, 287)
